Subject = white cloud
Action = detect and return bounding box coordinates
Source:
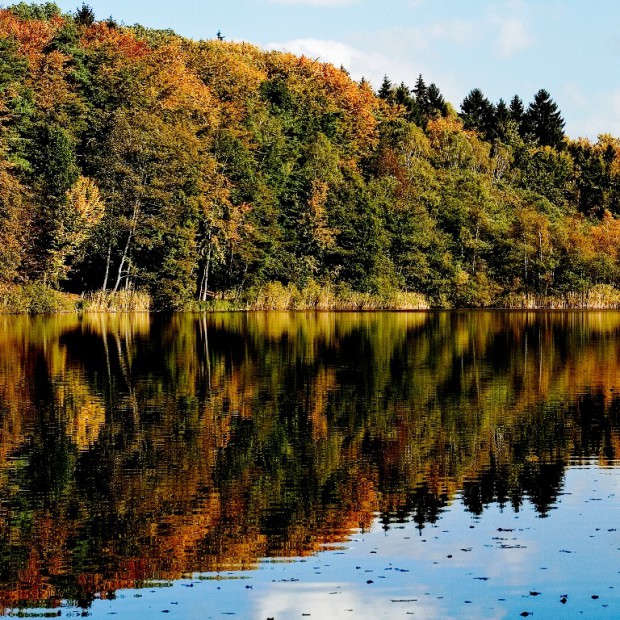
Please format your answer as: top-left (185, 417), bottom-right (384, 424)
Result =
top-left (269, 0), bottom-right (357, 5)
top-left (254, 582), bottom-right (445, 620)
top-left (265, 38), bottom-right (390, 82)
top-left (572, 89), bottom-right (620, 140)
top-left (491, 15), bottom-right (534, 57)
top-left (564, 82), bottom-right (588, 110)
top-left (265, 33), bottom-right (464, 106)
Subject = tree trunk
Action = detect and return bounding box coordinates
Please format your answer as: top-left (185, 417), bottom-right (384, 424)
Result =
top-left (113, 200), bottom-right (139, 293)
top-left (102, 242), bottom-right (112, 291)
top-left (472, 223), bottom-right (479, 275)
top-left (201, 315), bottom-right (211, 390)
top-left (523, 235), bottom-right (528, 283)
top-left (201, 243), bottom-right (212, 302)
top-left (112, 231), bottom-right (131, 293)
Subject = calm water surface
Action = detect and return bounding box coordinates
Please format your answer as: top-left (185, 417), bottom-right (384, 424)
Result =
top-left (0, 311), bottom-right (619, 619)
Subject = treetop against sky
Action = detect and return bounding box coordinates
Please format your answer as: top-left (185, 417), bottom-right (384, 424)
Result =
top-left (6, 0), bottom-right (617, 139)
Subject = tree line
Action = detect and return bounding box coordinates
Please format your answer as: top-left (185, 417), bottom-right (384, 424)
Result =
top-left (2, 3), bottom-right (620, 309)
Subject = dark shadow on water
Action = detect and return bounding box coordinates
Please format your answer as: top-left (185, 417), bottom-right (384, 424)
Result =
top-left (0, 311), bottom-right (619, 608)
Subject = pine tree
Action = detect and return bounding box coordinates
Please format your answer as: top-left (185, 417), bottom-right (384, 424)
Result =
top-left (377, 75), bottom-right (394, 101)
top-left (75, 3), bottom-right (95, 26)
top-left (399, 82), bottom-right (424, 125)
top-left (509, 95), bottom-right (525, 137)
top-left (426, 83), bottom-right (447, 119)
top-left (413, 74), bottom-right (427, 102)
top-left (509, 95), bottom-right (524, 120)
top-left (493, 98), bottom-right (512, 142)
top-left (460, 88), bottom-right (494, 139)
top-left (524, 89), bottom-right (565, 148)
top-left (393, 82), bottom-right (413, 113)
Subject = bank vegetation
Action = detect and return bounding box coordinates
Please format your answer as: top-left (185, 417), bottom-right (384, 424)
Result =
top-left (2, 4), bottom-right (620, 311)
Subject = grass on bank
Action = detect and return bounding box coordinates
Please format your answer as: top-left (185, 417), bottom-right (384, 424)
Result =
top-left (0, 282), bottom-right (78, 314)
top-left (501, 284), bottom-right (620, 309)
top-left (80, 290), bottom-right (152, 312)
top-left (243, 281), bottom-right (430, 311)
top-left (4, 281), bottom-right (620, 314)
top-left (200, 282), bottom-right (620, 311)
top-left (0, 284), bottom-right (151, 314)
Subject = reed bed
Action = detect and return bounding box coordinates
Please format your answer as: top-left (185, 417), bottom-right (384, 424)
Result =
top-left (80, 290), bottom-right (152, 312)
top-left (0, 283), bottom-right (78, 314)
top-left (244, 282), bottom-right (430, 311)
top-left (5, 281), bottom-right (620, 314)
top-left (501, 285), bottom-right (620, 309)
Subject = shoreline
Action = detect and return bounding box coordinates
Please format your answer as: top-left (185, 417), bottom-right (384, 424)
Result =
top-left (3, 282), bottom-right (620, 314)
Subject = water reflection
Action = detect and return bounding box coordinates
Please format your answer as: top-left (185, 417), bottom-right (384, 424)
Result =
top-left (0, 311), bottom-right (619, 609)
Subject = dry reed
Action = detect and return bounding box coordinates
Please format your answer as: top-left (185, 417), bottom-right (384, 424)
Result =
top-left (244, 282), bottom-right (429, 311)
top-left (80, 290), bottom-right (152, 312)
top-left (502, 285), bottom-right (620, 309)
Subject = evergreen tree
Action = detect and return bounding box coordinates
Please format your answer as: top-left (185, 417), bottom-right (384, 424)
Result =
top-left (413, 74), bottom-right (430, 121)
top-left (394, 82), bottom-right (421, 123)
top-left (394, 82), bottom-right (411, 106)
top-left (413, 74), bottom-right (427, 102)
top-left (524, 89), bottom-right (566, 148)
top-left (509, 95), bottom-right (524, 120)
top-left (493, 98), bottom-right (511, 142)
top-left (460, 88), bottom-right (494, 139)
top-left (377, 75), bottom-right (394, 101)
top-left (75, 3), bottom-right (95, 26)
top-left (426, 83), bottom-right (447, 119)
top-left (509, 95), bottom-right (525, 137)
top-left (378, 77), bottom-right (423, 125)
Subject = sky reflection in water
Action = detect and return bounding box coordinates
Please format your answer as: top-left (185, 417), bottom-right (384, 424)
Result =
top-left (0, 311), bottom-right (619, 618)
top-left (76, 463), bottom-right (620, 619)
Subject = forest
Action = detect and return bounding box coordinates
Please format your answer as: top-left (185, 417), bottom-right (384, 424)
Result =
top-left (2, 3), bottom-right (620, 310)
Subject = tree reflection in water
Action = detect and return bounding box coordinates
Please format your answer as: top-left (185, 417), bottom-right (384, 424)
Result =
top-left (0, 311), bottom-right (618, 609)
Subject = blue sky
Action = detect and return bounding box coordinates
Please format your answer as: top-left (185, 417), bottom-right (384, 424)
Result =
top-left (7, 0), bottom-right (620, 138)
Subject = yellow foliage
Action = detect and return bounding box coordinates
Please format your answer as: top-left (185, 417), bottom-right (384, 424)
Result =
top-left (188, 41), bottom-right (267, 124)
top-left (71, 402), bottom-right (106, 450)
top-left (426, 116), bottom-right (492, 172)
top-left (306, 179), bottom-right (338, 250)
top-left (0, 11), bottom-right (62, 62)
top-left (67, 176), bottom-right (104, 226)
top-left (142, 43), bottom-right (219, 126)
top-left (591, 210), bottom-right (620, 260)
top-left (27, 49), bottom-right (87, 125)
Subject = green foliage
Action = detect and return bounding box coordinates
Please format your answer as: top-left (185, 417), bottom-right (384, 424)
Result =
top-left (7, 2), bottom-right (61, 20)
top-left (0, 282), bottom-right (78, 313)
top-left (0, 38), bottom-right (27, 92)
top-left (524, 89), bottom-right (566, 148)
top-left (29, 123), bottom-right (79, 198)
top-left (74, 3), bottom-right (95, 26)
top-left (0, 7), bottom-right (619, 309)
top-left (460, 88), bottom-right (494, 139)
top-left (514, 146), bottom-right (576, 208)
top-left (129, 24), bottom-right (179, 48)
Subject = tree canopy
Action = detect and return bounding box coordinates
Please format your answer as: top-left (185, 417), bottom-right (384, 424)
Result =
top-left (0, 4), bottom-right (618, 309)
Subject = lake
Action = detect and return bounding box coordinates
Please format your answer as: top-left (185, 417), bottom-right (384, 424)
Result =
top-left (0, 311), bottom-right (618, 619)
